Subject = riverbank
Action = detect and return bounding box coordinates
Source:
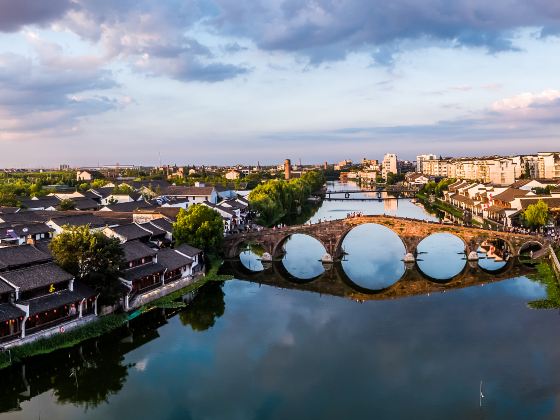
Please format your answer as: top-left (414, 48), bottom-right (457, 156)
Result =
top-left (415, 193), bottom-right (484, 226)
top-left (0, 257), bottom-right (232, 371)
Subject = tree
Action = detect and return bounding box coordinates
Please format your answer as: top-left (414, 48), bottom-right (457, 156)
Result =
top-left (523, 200), bottom-right (549, 229)
top-left (57, 198), bottom-right (76, 211)
top-left (179, 281), bottom-right (225, 331)
top-left (173, 205), bottom-right (224, 252)
top-left (50, 225), bottom-right (124, 304)
top-left (386, 172), bottom-right (405, 185)
top-left (248, 170), bottom-right (325, 226)
top-left (112, 184), bottom-right (134, 195)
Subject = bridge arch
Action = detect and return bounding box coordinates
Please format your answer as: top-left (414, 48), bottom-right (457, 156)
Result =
top-left (333, 221), bottom-right (407, 259)
top-left (272, 232), bottom-right (328, 259)
top-left (227, 237), bottom-right (272, 259)
top-left (415, 233), bottom-right (468, 281)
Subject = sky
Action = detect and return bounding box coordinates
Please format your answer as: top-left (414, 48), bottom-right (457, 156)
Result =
top-left (1, 0), bottom-right (560, 167)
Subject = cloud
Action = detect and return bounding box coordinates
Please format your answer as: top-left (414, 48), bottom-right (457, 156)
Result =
top-left (0, 39), bottom-right (124, 141)
top-left (210, 0), bottom-right (560, 63)
top-left (491, 89), bottom-right (560, 111)
top-left (255, 88), bottom-right (560, 156)
top-left (58, 0), bottom-right (249, 82)
top-left (0, 0), bottom-right (73, 32)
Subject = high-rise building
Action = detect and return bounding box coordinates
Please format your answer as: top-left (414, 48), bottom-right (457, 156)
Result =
top-left (537, 152), bottom-right (560, 179)
top-left (416, 154), bottom-right (437, 172)
top-left (382, 153), bottom-right (398, 179)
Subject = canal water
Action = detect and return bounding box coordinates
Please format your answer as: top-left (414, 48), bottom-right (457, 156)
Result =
top-left (1, 181), bottom-right (558, 419)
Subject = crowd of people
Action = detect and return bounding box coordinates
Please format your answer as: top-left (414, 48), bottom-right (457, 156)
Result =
top-left (346, 212), bottom-right (364, 218)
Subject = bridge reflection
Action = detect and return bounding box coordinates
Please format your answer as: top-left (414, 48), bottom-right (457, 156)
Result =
top-left (221, 258), bottom-right (535, 302)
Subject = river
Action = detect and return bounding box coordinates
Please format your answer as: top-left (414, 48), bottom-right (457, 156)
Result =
top-left (0, 181), bottom-right (558, 419)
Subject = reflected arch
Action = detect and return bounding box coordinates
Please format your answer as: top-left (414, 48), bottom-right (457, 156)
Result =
top-left (477, 238), bottom-right (513, 273)
top-left (416, 233), bottom-right (467, 281)
top-left (276, 233), bottom-right (327, 281)
top-left (238, 241), bottom-right (267, 272)
top-left (518, 240), bottom-right (545, 266)
top-left (338, 223), bottom-right (407, 291)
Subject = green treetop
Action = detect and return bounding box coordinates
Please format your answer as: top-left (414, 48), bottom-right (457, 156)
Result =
top-left (49, 225), bottom-right (124, 304)
top-left (173, 205), bottom-right (224, 253)
top-left (523, 200), bottom-right (549, 229)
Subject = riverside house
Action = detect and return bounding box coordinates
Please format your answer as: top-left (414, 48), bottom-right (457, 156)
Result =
top-left (0, 245), bottom-right (97, 347)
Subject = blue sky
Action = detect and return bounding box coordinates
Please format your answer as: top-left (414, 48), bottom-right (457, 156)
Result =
top-left (1, 0), bottom-right (560, 167)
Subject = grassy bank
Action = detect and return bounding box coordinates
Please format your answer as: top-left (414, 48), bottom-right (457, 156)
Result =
top-left (416, 193), bottom-right (463, 218)
top-left (139, 256), bottom-right (233, 312)
top-left (0, 313), bottom-right (127, 370)
top-left (528, 262), bottom-right (560, 309)
top-left (0, 257), bottom-right (234, 370)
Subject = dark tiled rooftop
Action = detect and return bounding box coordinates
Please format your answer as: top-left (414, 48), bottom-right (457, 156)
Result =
top-left (0, 245), bottom-right (52, 271)
top-left (157, 248), bottom-right (193, 271)
top-left (0, 303), bottom-right (25, 322)
top-left (122, 241), bottom-right (157, 262)
top-left (0, 262), bottom-right (73, 291)
top-left (107, 223), bottom-right (152, 241)
top-left (175, 244), bottom-right (203, 258)
top-left (24, 282), bottom-right (95, 316)
top-left (122, 262), bottom-right (165, 281)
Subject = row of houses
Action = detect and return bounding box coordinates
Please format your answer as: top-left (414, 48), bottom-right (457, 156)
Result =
top-left (419, 152), bottom-right (560, 185)
top-left (14, 180), bottom-right (253, 235)
top-left (0, 206), bottom-right (205, 348)
top-left (442, 179), bottom-right (560, 226)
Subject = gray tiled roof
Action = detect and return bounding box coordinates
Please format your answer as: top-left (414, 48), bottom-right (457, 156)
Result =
top-left (122, 262), bottom-right (165, 281)
top-left (122, 241), bottom-right (157, 262)
top-left (70, 197), bottom-right (100, 210)
top-left (0, 245), bottom-right (52, 271)
top-left (24, 282), bottom-right (95, 316)
top-left (108, 223), bottom-right (152, 241)
top-left (157, 248), bottom-right (193, 271)
top-left (175, 243), bottom-right (202, 258)
top-left (163, 186), bottom-right (215, 196)
top-left (101, 201), bottom-right (155, 212)
top-left (49, 214), bottom-right (106, 228)
top-left (20, 196), bottom-right (60, 209)
top-left (0, 303), bottom-right (25, 322)
top-left (148, 218), bottom-right (174, 233)
top-left (0, 262), bottom-right (73, 291)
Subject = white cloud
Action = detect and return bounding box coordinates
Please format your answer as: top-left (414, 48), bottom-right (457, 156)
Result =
top-left (492, 89), bottom-right (560, 111)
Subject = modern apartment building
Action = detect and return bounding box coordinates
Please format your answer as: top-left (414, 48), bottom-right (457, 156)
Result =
top-left (416, 154), bottom-right (437, 172)
top-left (382, 153), bottom-right (398, 179)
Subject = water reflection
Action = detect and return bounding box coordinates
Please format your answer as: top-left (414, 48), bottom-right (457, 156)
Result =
top-left (281, 234), bottom-right (325, 280)
top-left (179, 281), bottom-right (225, 331)
top-left (477, 239), bottom-right (510, 272)
top-left (417, 233), bottom-right (466, 280)
top-left (312, 181), bottom-right (440, 223)
top-left (239, 243), bottom-right (265, 272)
top-left (341, 224), bottom-right (406, 290)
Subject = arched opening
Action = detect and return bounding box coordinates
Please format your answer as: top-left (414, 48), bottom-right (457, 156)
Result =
top-left (239, 241), bottom-right (266, 272)
top-left (416, 233), bottom-right (467, 281)
top-left (518, 241), bottom-right (544, 266)
top-left (278, 234), bottom-right (327, 281)
top-left (339, 223), bottom-right (406, 291)
top-left (477, 238), bottom-right (512, 272)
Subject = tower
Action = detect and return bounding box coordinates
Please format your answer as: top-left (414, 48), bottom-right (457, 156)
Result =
top-left (284, 159), bottom-right (291, 180)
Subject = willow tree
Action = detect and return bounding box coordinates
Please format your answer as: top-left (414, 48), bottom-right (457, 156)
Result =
top-left (523, 200), bottom-right (549, 229)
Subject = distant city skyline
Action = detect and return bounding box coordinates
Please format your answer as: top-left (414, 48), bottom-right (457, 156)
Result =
top-left (1, 1), bottom-right (560, 166)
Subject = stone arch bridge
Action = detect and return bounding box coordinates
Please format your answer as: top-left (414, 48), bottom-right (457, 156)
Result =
top-left (223, 215), bottom-right (545, 261)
